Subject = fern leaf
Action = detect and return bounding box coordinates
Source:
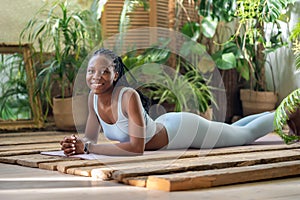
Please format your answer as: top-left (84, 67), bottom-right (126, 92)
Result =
top-left (274, 88), bottom-right (300, 144)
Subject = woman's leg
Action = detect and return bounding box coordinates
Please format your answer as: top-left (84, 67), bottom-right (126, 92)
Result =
top-left (231, 112), bottom-right (270, 126)
top-left (156, 112), bottom-right (275, 149)
top-left (196, 112), bottom-right (275, 148)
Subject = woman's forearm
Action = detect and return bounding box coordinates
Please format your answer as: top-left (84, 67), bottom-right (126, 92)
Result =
top-left (82, 134), bottom-right (98, 144)
top-left (88, 142), bottom-right (145, 156)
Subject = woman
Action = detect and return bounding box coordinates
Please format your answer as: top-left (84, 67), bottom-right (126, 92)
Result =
top-left (60, 48), bottom-right (291, 156)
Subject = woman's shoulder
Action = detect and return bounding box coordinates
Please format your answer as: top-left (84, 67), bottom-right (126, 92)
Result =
top-left (119, 87), bottom-right (139, 100)
top-left (117, 87), bottom-right (141, 107)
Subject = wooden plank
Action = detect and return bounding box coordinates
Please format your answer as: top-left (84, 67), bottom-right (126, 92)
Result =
top-left (146, 160), bottom-right (300, 191)
top-left (0, 135), bottom-right (66, 146)
top-left (56, 160), bottom-right (103, 173)
top-left (0, 154), bottom-right (81, 167)
top-left (196, 143), bottom-right (300, 157)
top-left (38, 161), bottom-right (67, 171)
top-left (0, 134), bottom-right (298, 169)
top-left (41, 160), bottom-right (102, 172)
top-left (0, 131), bottom-right (108, 146)
top-left (66, 166), bottom-right (98, 177)
top-left (0, 131), bottom-right (70, 138)
top-left (0, 143), bottom-right (60, 152)
top-left (50, 150), bottom-right (198, 173)
top-left (0, 147), bottom-right (60, 156)
top-left (122, 176), bottom-right (148, 187)
top-left (48, 150), bottom-right (198, 175)
top-left (108, 149), bottom-right (300, 182)
top-left (59, 144), bottom-right (300, 178)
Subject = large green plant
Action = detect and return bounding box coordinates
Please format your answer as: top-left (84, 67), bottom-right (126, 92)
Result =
top-left (20, 0), bottom-right (102, 106)
top-left (122, 41), bottom-right (171, 70)
top-left (121, 40), bottom-right (215, 114)
top-left (183, 0), bottom-right (295, 91)
top-left (141, 61), bottom-right (215, 114)
top-left (274, 20), bottom-right (300, 144)
top-left (232, 0), bottom-right (295, 91)
top-left (116, 0), bottom-right (215, 114)
top-left (181, 0), bottom-right (251, 83)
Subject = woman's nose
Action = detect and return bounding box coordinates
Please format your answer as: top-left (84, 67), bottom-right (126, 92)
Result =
top-left (93, 71), bottom-right (103, 79)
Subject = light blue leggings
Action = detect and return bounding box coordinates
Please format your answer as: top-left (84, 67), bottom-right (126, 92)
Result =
top-left (155, 111), bottom-right (275, 149)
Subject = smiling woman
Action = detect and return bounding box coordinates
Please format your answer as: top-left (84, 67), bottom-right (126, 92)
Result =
top-left (0, 44), bottom-right (43, 130)
top-left (60, 48), bottom-right (279, 157)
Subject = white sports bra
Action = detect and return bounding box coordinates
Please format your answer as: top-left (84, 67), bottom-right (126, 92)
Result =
top-left (93, 87), bottom-right (157, 143)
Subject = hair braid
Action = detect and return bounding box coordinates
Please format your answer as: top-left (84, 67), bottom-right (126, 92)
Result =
top-left (93, 48), bottom-right (151, 113)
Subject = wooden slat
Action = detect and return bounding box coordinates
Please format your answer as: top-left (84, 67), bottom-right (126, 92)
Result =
top-left (54, 160), bottom-right (102, 173)
top-left (0, 143), bottom-right (60, 152)
top-left (66, 166), bottom-right (98, 177)
top-left (53, 150), bottom-right (198, 174)
top-left (38, 161), bottom-right (66, 171)
top-left (0, 134), bottom-right (67, 146)
top-left (0, 131), bottom-right (107, 146)
top-left (109, 149), bottom-right (300, 182)
top-left (101, 0), bottom-right (150, 40)
top-left (157, 0), bottom-right (171, 28)
top-left (0, 147), bottom-right (60, 156)
top-left (146, 160), bottom-right (300, 191)
top-left (0, 131), bottom-right (72, 138)
top-left (0, 154), bottom-right (81, 167)
top-left (39, 160), bottom-right (103, 171)
top-left (58, 143), bottom-right (300, 178)
top-left (0, 130), bottom-right (299, 192)
top-left (123, 176), bottom-right (148, 187)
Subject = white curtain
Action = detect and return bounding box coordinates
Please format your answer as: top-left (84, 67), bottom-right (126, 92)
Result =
top-left (265, 0), bottom-right (300, 102)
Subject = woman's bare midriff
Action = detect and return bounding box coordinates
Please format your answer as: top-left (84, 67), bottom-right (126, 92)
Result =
top-left (145, 123), bottom-right (169, 150)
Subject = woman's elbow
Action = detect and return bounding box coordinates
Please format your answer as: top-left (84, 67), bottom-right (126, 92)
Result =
top-left (133, 151), bottom-right (144, 156)
top-left (130, 144), bottom-right (144, 155)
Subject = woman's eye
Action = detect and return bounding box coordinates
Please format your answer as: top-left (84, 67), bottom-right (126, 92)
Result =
top-left (87, 69), bottom-right (95, 74)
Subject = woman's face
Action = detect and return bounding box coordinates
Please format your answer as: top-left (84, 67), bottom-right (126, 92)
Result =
top-left (86, 54), bottom-right (118, 95)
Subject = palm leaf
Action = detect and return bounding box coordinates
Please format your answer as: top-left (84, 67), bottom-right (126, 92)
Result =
top-left (274, 88), bottom-right (300, 144)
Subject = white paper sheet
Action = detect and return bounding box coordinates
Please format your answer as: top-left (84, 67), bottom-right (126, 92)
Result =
top-left (41, 150), bottom-right (172, 160)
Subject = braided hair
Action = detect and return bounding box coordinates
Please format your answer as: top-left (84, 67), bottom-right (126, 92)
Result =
top-left (93, 48), bottom-right (151, 113)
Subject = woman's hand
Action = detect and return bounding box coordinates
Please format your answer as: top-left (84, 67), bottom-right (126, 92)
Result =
top-left (60, 134), bottom-right (85, 156)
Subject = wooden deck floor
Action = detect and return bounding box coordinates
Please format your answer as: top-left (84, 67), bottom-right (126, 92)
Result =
top-left (0, 131), bottom-right (300, 194)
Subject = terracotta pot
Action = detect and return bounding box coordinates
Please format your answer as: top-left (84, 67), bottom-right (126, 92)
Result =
top-left (52, 95), bottom-right (88, 131)
top-left (199, 107), bottom-right (213, 120)
top-left (240, 89), bottom-right (278, 116)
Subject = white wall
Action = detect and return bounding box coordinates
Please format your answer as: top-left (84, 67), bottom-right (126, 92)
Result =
top-left (0, 0), bottom-right (90, 43)
top-left (0, 0), bottom-right (46, 43)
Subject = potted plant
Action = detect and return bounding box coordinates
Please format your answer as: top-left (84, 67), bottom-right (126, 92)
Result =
top-left (139, 59), bottom-right (216, 120)
top-left (179, 0), bottom-right (244, 122)
top-left (183, 0), bottom-right (295, 117)
top-left (20, 0), bottom-right (102, 130)
top-left (233, 0), bottom-right (295, 116)
top-left (119, 41), bottom-right (215, 120)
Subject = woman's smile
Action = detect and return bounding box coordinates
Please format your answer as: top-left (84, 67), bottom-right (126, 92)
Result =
top-left (91, 82), bottom-right (104, 89)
